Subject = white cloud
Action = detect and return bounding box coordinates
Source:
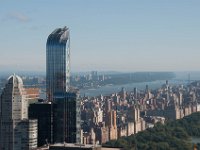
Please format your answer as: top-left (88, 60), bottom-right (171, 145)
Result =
top-left (7, 12), bottom-right (30, 23)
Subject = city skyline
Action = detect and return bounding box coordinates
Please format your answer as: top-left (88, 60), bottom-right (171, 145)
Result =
top-left (0, 0), bottom-right (200, 72)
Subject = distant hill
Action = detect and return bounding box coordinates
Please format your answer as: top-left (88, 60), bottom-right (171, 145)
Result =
top-left (104, 112), bottom-right (200, 150)
top-left (103, 72), bottom-right (175, 85)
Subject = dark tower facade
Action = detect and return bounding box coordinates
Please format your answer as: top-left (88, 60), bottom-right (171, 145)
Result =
top-left (53, 90), bottom-right (81, 143)
top-left (29, 102), bottom-right (53, 146)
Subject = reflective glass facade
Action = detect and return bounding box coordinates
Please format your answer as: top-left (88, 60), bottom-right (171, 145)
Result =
top-left (46, 27), bottom-right (70, 101)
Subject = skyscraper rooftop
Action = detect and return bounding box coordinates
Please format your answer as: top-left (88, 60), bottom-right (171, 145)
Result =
top-left (47, 26), bottom-right (69, 43)
top-left (7, 74), bottom-right (23, 85)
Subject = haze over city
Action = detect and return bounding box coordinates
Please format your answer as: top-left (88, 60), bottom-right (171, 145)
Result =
top-left (2, 1), bottom-right (200, 150)
top-left (1, 0), bottom-right (200, 72)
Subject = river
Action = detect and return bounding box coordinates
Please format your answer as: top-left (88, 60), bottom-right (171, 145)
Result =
top-left (79, 79), bottom-right (188, 97)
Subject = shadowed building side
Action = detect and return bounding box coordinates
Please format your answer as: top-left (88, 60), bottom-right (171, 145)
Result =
top-left (53, 89), bottom-right (81, 144)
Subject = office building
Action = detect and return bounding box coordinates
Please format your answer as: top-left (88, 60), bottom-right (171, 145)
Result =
top-left (46, 26), bottom-right (70, 102)
top-left (0, 74), bottom-right (37, 150)
top-left (29, 102), bottom-right (53, 146)
top-left (53, 89), bottom-right (81, 144)
top-left (20, 119), bottom-right (38, 149)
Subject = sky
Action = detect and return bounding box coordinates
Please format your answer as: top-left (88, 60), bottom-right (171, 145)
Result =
top-left (0, 0), bottom-right (200, 73)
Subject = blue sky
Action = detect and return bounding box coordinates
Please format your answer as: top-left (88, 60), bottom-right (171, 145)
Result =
top-left (0, 0), bottom-right (200, 72)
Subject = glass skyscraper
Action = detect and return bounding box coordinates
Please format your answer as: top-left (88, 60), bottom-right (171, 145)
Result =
top-left (46, 26), bottom-right (70, 102)
top-left (46, 27), bottom-right (80, 144)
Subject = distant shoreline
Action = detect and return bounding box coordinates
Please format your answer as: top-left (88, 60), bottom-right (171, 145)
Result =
top-left (79, 79), bottom-right (190, 97)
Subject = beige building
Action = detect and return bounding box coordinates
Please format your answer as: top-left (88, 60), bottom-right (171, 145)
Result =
top-left (127, 122), bottom-right (134, 136)
top-left (0, 75), bottom-right (37, 150)
top-left (25, 87), bottom-right (40, 104)
top-left (109, 126), bottom-right (117, 140)
top-left (118, 125), bottom-right (127, 138)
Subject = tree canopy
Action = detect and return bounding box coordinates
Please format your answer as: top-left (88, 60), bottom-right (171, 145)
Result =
top-left (104, 112), bottom-right (200, 150)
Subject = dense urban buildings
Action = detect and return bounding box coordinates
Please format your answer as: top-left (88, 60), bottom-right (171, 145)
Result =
top-left (1, 26), bottom-right (200, 149)
top-left (80, 87), bottom-right (146, 145)
top-left (0, 74), bottom-right (37, 150)
top-left (2, 73), bottom-right (200, 149)
top-left (46, 26), bottom-right (70, 102)
top-left (80, 81), bottom-right (200, 145)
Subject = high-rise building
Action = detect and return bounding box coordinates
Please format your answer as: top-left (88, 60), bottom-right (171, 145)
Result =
top-left (46, 27), bottom-right (80, 144)
top-left (29, 102), bottom-right (53, 146)
top-left (120, 87), bottom-right (126, 100)
top-left (46, 26), bottom-right (70, 102)
top-left (53, 89), bottom-right (81, 144)
top-left (0, 74), bottom-right (37, 150)
top-left (134, 87), bottom-right (137, 99)
top-left (20, 119), bottom-right (38, 149)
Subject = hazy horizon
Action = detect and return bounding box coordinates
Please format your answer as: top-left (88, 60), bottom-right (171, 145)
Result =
top-left (1, 70), bottom-right (200, 81)
top-left (1, 1), bottom-right (200, 72)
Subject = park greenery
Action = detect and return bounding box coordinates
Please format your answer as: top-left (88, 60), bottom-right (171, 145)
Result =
top-left (103, 112), bottom-right (200, 150)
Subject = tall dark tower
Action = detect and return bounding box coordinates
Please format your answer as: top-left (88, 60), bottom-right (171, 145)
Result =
top-left (46, 27), bottom-right (80, 144)
top-left (29, 102), bottom-right (53, 146)
top-left (53, 90), bottom-right (81, 143)
top-left (46, 26), bottom-right (70, 102)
